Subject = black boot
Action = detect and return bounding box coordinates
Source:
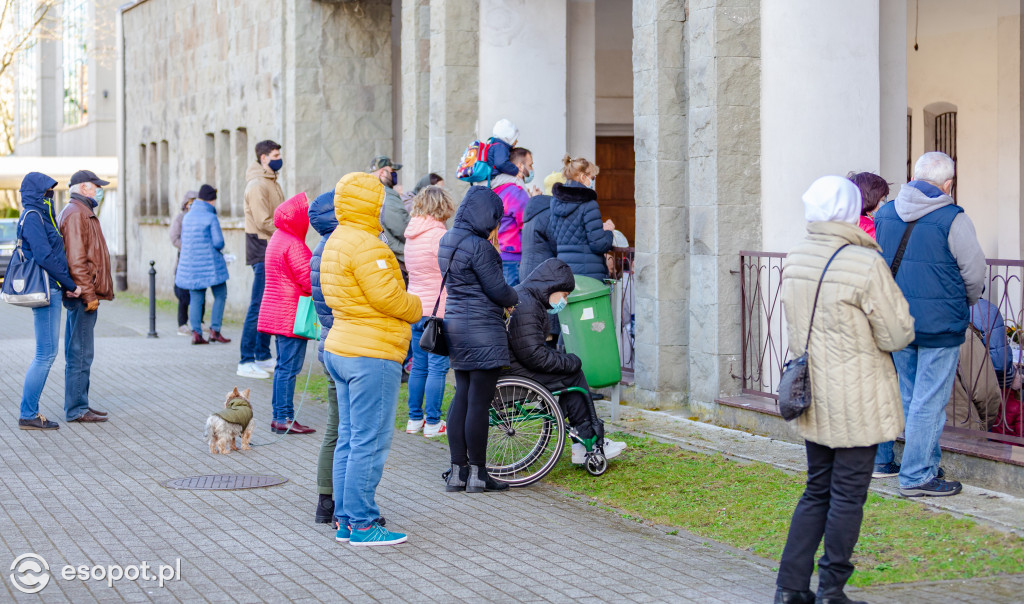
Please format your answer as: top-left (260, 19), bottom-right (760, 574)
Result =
top-left (314, 494), bottom-right (334, 524)
top-left (815, 590), bottom-right (866, 604)
top-left (443, 464), bottom-right (469, 492)
top-left (466, 465), bottom-right (509, 493)
top-left (774, 587), bottom-right (814, 604)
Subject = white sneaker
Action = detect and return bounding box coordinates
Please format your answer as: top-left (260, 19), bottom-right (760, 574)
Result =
top-left (571, 443), bottom-right (587, 464)
top-left (236, 363), bottom-right (270, 379)
top-left (176, 325), bottom-right (191, 336)
top-left (602, 438), bottom-right (627, 460)
top-left (254, 359), bottom-right (276, 373)
top-left (406, 419), bottom-right (425, 434)
top-left (423, 421), bottom-right (447, 438)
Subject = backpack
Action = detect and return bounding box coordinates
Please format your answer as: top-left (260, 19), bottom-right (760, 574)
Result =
top-left (456, 138), bottom-right (494, 183)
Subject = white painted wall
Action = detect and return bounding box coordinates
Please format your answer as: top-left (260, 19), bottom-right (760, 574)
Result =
top-left (761, 0), bottom-right (882, 253)
top-left (567, 0), bottom-right (596, 162)
top-left (595, 0), bottom-right (633, 133)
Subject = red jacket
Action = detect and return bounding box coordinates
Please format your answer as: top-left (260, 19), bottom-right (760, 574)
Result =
top-left (258, 193), bottom-right (312, 338)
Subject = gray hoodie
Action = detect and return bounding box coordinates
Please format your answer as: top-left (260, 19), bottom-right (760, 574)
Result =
top-left (892, 182), bottom-right (987, 306)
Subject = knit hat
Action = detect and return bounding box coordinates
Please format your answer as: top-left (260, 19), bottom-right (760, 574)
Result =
top-left (492, 119), bottom-right (519, 146)
top-left (197, 184), bottom-right (217, 201)
top-left (802, 176), bottom-right (862, 225)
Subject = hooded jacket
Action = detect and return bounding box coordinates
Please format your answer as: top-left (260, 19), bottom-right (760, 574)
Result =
top-left (781, 221), bottom-right (915, 448)
top-left (495, 182), bottom-right (529, 262)
top-left (487, 120), bottom-right (519, 178)
top-left (214, 397), bottom-right (254, 428)
top-left (405, 215), bottom-right (448, 318)
top-left (309, 191), bottom-right (338, 363)
top-left (947, 325), bottom-right (1002, 432)
top-left (16, 172), bottom-right (76, 292)
top-left (243, 161), bottom-right (286, 265)
top-left (970, 299), bottom-right (1016, 387)
top-left (439, 186), bottom-right (519, 370)
top-left (519, 194), bottom-right (557, 280)
top-left (174, 200), bottom-right (228, 291)
top-left (258, 193), bottom-right (312, 338)
top-left (548, 181), bottom-right (614, 279)
top-left (321, 172), bottom-right (422, 363)
top-left (506, 259), bottom-right (582, 382)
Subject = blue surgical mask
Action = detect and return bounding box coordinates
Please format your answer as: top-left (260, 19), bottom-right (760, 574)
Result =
top-left (523, 170), bottom-right (535, 184)
top-left (269, 158), bottom-right (283, 172)
top-left (548, 297), bottom-right (567, 315)
top-left (95, 188), bottom-right (104, 203)
top-left (588, 178), bottom-right (596, 190)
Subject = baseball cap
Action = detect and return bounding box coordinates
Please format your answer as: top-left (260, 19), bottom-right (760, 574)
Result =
top-left (369, 156), bottom-right (402, 171)
top-left (68, 170), bottom-right (110, 187)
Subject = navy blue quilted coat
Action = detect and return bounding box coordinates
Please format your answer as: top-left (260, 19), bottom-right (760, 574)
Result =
top-left (174, 201), bottom-right (228, 290)
top-left (439, 186), bottom-right (519, 370)
top-left (308, 191), bottom-right (337, 364)
top-left (547, 181), bottom-right (614, 279)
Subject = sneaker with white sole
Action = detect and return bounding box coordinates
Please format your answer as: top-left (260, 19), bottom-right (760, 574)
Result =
top-left (236, 363), bottom-right (270, 379)
top-left (406, 419), bottom-right (425, 434)
top-left (335, 524), bottom-right (351, 543)
top-left (176, 324), bottom-right (191, 336)
top-left (254, 359), bottom-right (276, 373)
top-left (602, 438), bottom-right (627, 460)
top-left (349, 522), bottom-right (407, 546)
top-left (424, 421), bottom-right (447, 438)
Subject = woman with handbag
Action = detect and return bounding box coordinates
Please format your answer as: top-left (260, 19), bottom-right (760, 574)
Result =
top-left (774, 176), bottom-right (914, 604)
top-left (438, 186), bottom-right (519, 493)
top-left (12, 172), bottom-right (81, 430)
top-left (404, 186), bottom-right (456, 438)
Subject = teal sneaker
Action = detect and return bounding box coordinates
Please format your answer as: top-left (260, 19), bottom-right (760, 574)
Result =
top-left (335, 523), bottom-right (351, 543)
top-left (349, 522), bottom-right (407, 547)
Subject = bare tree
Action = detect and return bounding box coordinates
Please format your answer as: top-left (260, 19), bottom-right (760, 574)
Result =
top-left (0, 0), bottom-right (58, 155)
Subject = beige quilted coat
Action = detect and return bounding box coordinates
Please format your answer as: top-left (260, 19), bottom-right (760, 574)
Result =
top-left (781, 221), bottom-right (915, 448)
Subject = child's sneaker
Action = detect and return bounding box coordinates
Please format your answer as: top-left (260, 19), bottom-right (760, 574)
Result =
top-left (335, 524), bottom-right (351, 543)
top-left (406, 419), bottom-right (425, 434)
top-left (349, 523), bottom-right (407, 547)
top-left (603, 438), bottom-right (627, 460)
top-left (424, 420), bottom-right (447, 438)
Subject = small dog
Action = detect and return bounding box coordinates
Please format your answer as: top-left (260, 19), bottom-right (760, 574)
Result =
top-left (204, 387), bottom-right (255, 454)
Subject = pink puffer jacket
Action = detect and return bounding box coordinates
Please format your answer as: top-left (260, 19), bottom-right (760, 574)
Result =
top-left (258, 193), bottom-right (312, 338)
top-left (405, 215), bottom-right (448, 317)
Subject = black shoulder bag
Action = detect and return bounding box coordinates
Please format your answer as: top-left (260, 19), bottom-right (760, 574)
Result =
top-left (889, 221), bottom-right (917, 278)
top-left (419, 245), bottom-right (458, 356)
top-left (778, 244), bottom-right (851, 421)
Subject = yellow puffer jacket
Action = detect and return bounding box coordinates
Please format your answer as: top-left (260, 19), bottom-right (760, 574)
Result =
top-left (321, 172), bottom-right (422, 362)
top-left (781, 221), bottom-right (915, 448)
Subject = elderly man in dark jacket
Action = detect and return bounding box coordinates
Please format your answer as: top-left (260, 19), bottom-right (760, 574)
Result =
top-left (505, 259), bottom-right (626, 463)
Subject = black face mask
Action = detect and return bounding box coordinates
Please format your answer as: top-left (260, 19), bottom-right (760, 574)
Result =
top-left (44, 189), bottom-right (54, 199)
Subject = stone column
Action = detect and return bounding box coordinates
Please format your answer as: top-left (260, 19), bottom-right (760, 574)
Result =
top-left (567, 0), bottom-right (596, 161)
top-left (428, 0), bottom-right (479, 200)
top-left (402, 0), bottom-right (431, 188)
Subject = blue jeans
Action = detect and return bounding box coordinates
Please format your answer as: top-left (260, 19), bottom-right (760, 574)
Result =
top-left (874, 346), bottom-right (960, 489)
top-left (63, 297), bottom-right (98, 421)
top-left (189, 282), bottom-right (227, 333)
top-left (20, 288), bottom-right (62, 420)
top-left (325, 353), bottom-right (401, 529)
top-left (409, 318), bottom-right (450, 424)
top-left (272, 335), bottom-right (309, 421)
top-left (240, 263), bottom-right (271, 363)
top-left (502, 261), bottom-right (520, 286)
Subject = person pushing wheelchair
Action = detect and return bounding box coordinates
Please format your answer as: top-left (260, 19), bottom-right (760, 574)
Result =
top-left (504, 258), bottom-right (627, 464)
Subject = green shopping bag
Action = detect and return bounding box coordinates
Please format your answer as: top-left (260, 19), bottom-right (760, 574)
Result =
top-left (293, 296), bottom-right (321, 340)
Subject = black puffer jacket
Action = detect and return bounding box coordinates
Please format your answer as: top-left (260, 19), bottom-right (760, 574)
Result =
top-left (439, 186), bottom-right (519, 371)
top-left (506, 258), bottom-right (582, 382)
top-left (548, 181), bottom-right (614, 279)
top-left (519, 194), bottom-right (557, 281)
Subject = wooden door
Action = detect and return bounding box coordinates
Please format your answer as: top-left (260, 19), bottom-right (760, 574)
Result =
top-left (594, 136), bottom-right (636, 244)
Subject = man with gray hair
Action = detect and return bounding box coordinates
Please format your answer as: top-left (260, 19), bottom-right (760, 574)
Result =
top-left (872, 152), bottom-right (986, 497)
top-left (58, 170), bottom-right (114, 423)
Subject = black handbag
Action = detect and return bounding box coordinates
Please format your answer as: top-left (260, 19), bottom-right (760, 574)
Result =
top-left (778, 244), bottom-right (850, 421)
top-left (1, 210), bottom-right (52, 308)
top-left (419, 247), bottom-right (457, 356)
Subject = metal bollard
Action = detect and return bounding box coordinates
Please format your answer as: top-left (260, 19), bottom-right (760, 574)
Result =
top-left (147, 260), bottom-right (158, 338)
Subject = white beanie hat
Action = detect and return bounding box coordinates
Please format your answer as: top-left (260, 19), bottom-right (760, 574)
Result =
top-left (492, 118), bottom-right (519, 145)
top-left (802, 176), bottom-right (862, 224)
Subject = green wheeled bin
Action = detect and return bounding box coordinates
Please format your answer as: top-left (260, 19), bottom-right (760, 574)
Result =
top-left (558, 275), bottom-right (622, 388)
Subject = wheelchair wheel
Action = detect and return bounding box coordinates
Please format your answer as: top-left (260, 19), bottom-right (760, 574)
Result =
top-left (486, 376), bottom-right (566, 487)
top-left (585, 453), bottom-right (608, 476)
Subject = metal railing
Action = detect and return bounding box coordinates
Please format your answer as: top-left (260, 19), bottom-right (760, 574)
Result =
top-left (739, 252), bottom-right (1024, 447)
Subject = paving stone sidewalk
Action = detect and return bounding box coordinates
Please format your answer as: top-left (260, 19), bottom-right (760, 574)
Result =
top-left (1, 299), bottom-right (1022, 603)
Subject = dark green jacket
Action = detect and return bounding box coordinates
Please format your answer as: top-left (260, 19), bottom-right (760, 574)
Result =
top-left (215, 398), bottom-right (253, 427)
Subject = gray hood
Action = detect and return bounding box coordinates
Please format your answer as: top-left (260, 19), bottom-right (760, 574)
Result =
top-left (893, 182), bottom-right (954, 222)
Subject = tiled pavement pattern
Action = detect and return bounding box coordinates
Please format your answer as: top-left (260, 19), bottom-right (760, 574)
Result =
top-left (1, 299), bottom-right (1022, 603)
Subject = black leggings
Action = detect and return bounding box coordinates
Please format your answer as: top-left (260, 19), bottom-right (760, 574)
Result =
top-left (447, 368), bottom-right (502, 467)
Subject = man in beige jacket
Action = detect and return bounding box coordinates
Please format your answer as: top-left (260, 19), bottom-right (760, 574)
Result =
top-left (775, 176), bottom-right (915, 604)
top-left (239, 139), bottom-right (285, 379)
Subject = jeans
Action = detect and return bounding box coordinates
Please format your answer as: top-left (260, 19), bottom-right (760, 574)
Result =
top-left (777, 441), bottom-right (876, 597)
top-left (240, 263), bottom-right (271, 363)
top-left (408, 318), bottom-right (450, 424)
top-left (502, 261), bottom-right (520, 286)
top-left (63, 297), bottom-right (98, 421)
top-left (325, 353), bottom-right (402, 529)
top-left (189, 282), bottom-right (226, 333)
top-left (317, 369), bottom-right (338, 495)
top-left (20, 288), bottom-right (62, 420)
top-left (874, 346), bottom-right (960, 489)
top-left (174, 283), bottom-right (204, 327)
top-left (271, 335), bottom-right (309, 422)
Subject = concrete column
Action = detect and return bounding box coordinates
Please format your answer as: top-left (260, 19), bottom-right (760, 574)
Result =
top-left (428, 0), bottom-right (479, 201)
top-left (880, 1), bottom-right (908, 189)
top-left (997, 5), bottom-right (1022, 260)
top-left (402, 0), bottom-right (431, 187)
top-left (567, 0), bottom-right (596, 161)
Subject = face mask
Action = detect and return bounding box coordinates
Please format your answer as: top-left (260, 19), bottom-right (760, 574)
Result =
top-left (588, 179), bottom-right (596, 190)
top-left (95, 188), bottom-right (105, 203)
top-left (390, 171), bottom-right (399, 187)
top-left (44, 189), bottom-right (54, 199)
top-left (523, 170), bottom-right (535, 184)
top-left (268, 158), bottom-right (283, 172)
top-left (548, 296), bottom-right (567, 315)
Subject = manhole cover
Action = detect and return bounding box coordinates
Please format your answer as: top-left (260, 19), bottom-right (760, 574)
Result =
top-left (162, 474), bottom-right (288, 490)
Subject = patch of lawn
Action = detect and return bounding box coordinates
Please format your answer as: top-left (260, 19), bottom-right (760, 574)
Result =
top-left (119, 292), bottom-right (178, 315)
top-left (303, 374), bottom-right (455, 434)
top-left (543, 434), bottom-right (1024, 587)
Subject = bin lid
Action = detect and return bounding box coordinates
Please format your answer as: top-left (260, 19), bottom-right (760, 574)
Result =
top-left (568, 275), bottom-right (610, 303)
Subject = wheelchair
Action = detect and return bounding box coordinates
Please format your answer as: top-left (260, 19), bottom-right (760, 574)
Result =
top-left (485, 375), bottom-right (608, 487)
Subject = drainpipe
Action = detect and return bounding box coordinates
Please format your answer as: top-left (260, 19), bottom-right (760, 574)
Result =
top-left (114, 3), bottom-right (129, 291)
